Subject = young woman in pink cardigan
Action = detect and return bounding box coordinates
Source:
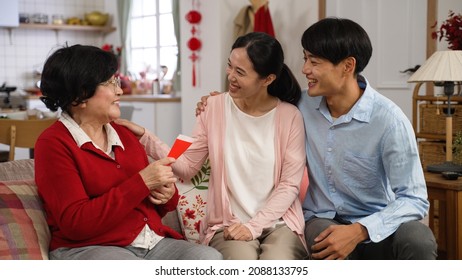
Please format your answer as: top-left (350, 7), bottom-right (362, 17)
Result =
top-left (120, 32), bottom-right (307, 260)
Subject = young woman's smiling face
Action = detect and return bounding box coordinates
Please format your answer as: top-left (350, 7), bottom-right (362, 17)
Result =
top-left (226, 47), bottom-right (268, 100)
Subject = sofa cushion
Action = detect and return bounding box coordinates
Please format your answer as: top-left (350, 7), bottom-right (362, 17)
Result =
top-left (0, 159), bottom-right (35, 181)
top-left (176, 159), bottom-right (210, 244)
top-left (0, 180), bottom-right (50, 260)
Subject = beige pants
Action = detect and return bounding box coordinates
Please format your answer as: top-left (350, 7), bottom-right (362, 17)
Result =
top-left (209, 224), bottom-right (307, 260)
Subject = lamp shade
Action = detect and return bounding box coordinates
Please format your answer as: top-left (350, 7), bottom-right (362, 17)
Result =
top-left (408, 50), bottom-right (462, 82)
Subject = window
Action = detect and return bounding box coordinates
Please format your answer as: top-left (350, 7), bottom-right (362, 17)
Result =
top-left (129, 0), bottom-right (177, 85)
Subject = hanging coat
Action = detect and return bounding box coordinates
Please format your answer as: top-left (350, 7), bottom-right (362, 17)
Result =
top-left (254, 4), bottom-right (275, 37)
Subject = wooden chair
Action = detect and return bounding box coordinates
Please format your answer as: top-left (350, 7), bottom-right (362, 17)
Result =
top-left (0, 118), bottom-right (57, 161)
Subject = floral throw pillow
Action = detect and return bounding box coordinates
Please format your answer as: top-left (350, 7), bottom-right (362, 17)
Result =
top-left (176, 159), bottom-right (210, 243)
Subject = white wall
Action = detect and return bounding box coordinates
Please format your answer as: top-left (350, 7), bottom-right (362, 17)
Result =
top-left (179, 0), bottom-right (318, 135)
top-left (177, 0), bottom-right (461, 134)
top-left (3, 0), bottom-right (461, 137)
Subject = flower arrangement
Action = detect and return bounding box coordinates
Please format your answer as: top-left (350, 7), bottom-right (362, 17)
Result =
top-left (432, 10), bottom-right (462, 50)
top-left (101, 44), bottom-right (131, 94)
top-left (101, 44), bottom-right (122, 58)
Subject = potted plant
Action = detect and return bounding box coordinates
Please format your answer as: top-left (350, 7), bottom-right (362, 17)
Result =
top-left (454, 131), bottom-right (462, 165)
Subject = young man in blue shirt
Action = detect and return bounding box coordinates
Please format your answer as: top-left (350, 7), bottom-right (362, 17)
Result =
top-left (300, 17), bottom-right (437, 260)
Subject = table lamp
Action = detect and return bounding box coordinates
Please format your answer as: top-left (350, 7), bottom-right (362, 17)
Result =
top-left (408, 50), bottom-right (462, 173)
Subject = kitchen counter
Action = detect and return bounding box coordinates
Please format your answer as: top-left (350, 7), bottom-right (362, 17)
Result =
top-left (120, 94), bottom-right (181, 102)
top-left (24, 94), bottom-right (181, 103)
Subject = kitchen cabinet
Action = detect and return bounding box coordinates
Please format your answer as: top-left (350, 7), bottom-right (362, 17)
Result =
top-left (120, 96), bottom-right (182, 146)
top-left (0, 0), bottom-right (18, 27)
top-left (26, 96), bottom-right (48, 112)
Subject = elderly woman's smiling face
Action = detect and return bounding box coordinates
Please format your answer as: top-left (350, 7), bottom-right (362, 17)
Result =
top-left (81, 75), bottom-right (124, 124)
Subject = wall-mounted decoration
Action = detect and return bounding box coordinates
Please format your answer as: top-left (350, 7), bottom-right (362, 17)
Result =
top-left (185, 0), bottom-right (202, 87)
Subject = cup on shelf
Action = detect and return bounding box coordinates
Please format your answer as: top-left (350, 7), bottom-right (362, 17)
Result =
top-left (31, 13), bottom-right (48, 24)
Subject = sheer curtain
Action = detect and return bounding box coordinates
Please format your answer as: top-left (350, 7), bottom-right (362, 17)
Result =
top-left (117, 0), bottom-right (132, 75)
top-left (172, 0), bottom-right (181, 92)
top-left (117, 0), bottom-right (180, 91)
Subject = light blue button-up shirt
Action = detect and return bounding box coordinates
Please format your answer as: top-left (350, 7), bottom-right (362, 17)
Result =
top-left (299, 78), bottom-right (429, 242)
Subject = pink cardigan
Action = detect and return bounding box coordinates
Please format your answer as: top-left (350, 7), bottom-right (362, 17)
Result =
top-left (141, 93), bottom-right (307, 248)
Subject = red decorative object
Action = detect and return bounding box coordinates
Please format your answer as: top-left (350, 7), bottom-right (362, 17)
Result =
top-left (186, 0), bottom-right (202, 87)
top-left (187, 37), bottom-right (202, 51)
top-left (254, 4), bottom-right (275, 37)
top-left (186, 10), bottom-right (201, 24)
top-left (432, 10), bottom-right (462, 50)
top-left (101, 44), bottom-right (131, 94)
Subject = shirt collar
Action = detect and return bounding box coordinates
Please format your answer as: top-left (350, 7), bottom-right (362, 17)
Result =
top-left (317, 76), bottom-right (375, 124)
top-left (59, 112), bottom-right (125, 152)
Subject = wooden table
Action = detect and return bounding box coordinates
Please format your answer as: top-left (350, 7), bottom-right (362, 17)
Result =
top-left (424, 172), bottom-right (462, 259)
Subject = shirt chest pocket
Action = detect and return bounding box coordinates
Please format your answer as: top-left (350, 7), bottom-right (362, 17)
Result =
top-left (342, 152), bottom-right (381, 190)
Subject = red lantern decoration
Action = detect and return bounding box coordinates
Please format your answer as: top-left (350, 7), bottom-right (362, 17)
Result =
top-left (187, 37), bottom-right (202, 51)
top-left (186, 0), bottom-right (202, 87)
top-left (185, 10), bottom-right (201, 24)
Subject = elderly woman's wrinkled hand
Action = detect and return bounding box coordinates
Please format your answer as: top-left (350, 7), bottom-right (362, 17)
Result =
top-left (148, 183), bottom-right (176, 205)
top-left (139, 157), bottom-right (177, 192)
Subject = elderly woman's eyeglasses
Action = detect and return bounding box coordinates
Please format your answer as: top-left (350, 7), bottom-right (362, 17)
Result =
top-left (99, 76), bottom-right (121, 91)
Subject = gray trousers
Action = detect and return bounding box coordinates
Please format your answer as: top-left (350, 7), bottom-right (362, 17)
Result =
top-left (305, 217), bottom-right (438, 260)
top-left (49, 237), bottom-right (223, 260)
top-left (209, 224), bottom-right (308, 260)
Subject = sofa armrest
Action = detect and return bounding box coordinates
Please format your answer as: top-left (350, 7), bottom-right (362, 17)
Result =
top-left (0, 159), bottom-right (35, 181)
top-left (162, 211), bottom-right (182, 235)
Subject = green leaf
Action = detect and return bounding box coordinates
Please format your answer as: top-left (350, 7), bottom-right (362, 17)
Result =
top-left (191, 177), bottom-right (199, 186)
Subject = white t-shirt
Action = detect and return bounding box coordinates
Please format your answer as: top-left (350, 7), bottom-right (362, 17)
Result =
top-left (224, 94), bottom-right (276, 223)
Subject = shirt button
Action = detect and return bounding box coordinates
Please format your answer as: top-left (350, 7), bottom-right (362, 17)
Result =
top-left (327, 148), bottom-right (332, 152)
top-left (143, 218), bottom-right (148, 222)
top-left (376, 234), bottom-right (381, 239)
top-left (116, 165), bottom-right (121, 168)
top-left (338, 206), bottom-right (343, 211)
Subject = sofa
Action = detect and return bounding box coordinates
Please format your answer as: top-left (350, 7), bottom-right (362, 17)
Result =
top-left (0, 159), bottom-right (207, 260)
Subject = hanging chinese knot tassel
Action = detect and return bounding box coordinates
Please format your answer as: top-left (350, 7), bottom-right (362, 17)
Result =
top-left (185, 0), bottom-right (202, 87)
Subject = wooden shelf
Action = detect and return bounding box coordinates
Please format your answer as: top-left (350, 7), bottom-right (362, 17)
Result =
top-left (414, 94), bottom-right (462, 103)
top-left (416, 133), bottom-right (446, 141)
top-left (2, 23), bottom-right (116, 44)
top-left (16, 23), bottom-right (116, 34)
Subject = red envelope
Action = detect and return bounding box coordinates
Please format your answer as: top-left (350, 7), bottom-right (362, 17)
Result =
top-left (167, 134), bottom-right (194, 159)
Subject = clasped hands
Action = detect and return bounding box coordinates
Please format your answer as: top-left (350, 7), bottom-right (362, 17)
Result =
top-left (149, 183), bottom-right (175, 205)
top-left (139, 156), bottom-right (177, 206)
top-left (223, 223), bottom-right (253, 241)
top-left (115, 119), bottom-right (178, 205)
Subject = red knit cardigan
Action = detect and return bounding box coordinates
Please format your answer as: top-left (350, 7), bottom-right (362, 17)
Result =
top-left (34, 121), bottom-right (182, 251)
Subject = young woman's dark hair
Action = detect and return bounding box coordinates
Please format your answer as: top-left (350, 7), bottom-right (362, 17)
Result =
top-left (40, 44), bottom-right (118, 113)
top-left (232, 32), bottom-right (301, 106)
top-left (301, 17), bottom-right (373, 75)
